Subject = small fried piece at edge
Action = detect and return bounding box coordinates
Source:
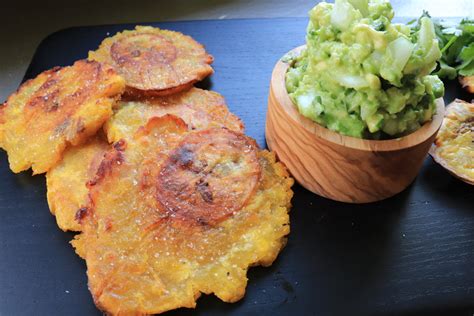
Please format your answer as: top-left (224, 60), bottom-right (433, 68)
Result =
top-left (430, 99), bottom-right (474, 184)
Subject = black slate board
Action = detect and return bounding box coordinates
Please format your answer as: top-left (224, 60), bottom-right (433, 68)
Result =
top-left (1, 18), bottom-right (474, 316)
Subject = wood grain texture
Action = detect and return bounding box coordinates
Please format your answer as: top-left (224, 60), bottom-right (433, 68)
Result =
top-left (266, 46), bottom-right (445, 203)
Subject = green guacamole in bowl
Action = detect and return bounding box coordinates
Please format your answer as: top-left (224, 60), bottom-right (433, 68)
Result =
top-left (286, 0), bottom-right (445, 139)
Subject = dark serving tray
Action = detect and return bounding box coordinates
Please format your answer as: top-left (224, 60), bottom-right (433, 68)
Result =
top-left (1, 18), bottom-right (473, 316)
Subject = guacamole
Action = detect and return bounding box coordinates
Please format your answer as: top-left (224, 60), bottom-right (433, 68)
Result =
top-left (286, 0), bottom-right (444, 139)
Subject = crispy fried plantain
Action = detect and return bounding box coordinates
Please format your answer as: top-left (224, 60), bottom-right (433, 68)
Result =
top-left (72, 115), bottom-right (293, 315)
top-left (48, 88), bottom-right (242, 233)
top-left (459, 76), bottom-right (474, 93)
top-left (0, 60), bottom-right (125, 174)
top-left (89, 26), bottom-right (213, 96)
top-left (46, 133), bottom-right (109, 231)
top-left (46, 88), bottom-right (243, 231)
top-left (430, 99), bottom-right (474, 184)
top-left (105, 87), bottom-right (243, 143)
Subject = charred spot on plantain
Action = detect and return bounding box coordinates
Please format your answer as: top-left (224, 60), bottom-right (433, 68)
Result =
top-left (458, 117), bottom-right (474, 134)
top-left (105, 219), bottom-right (113, 231)
top-left (171, 145), bottom-right (194, 168)
top-left (83, 58), bottom-right (103, 70)
top-left (169, 145), bottom-right (208, 174)
top-left (54, 118), bottom-right (71, 136)
top-left (196, 217), bottom-right (209, 226)
top-left (88, 140), bottom-right (126, 187)
top-left (193, 160), bottom-right (208, 173)
top-left (75, 207), bottom-right (89, 223)
top-left (27, 87), bottom-right (59, 110)
top-left (46, 100), bottom-right (60, 112)
top-left (75, 118), bottom-right (86, 134)
top-left (113, 139), bottom-right (127, 151)
top-left (40, 75), bottom-right (59, 90)
top-left (196, 179), bottom-right (213, 203)
top-left (38, 67), bottom-right (61, 89)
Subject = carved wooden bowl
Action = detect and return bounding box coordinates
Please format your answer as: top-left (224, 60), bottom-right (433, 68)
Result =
top-left (265, 46), bottom-right (445, 203)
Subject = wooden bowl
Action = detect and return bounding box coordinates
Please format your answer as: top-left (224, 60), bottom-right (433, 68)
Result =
top-left (265, 46), bottom-right (445, 203)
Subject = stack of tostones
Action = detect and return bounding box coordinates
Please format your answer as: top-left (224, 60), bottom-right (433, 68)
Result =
top-left (430, 99), bottom-right (474, 184)
top-left (0, 25), bottom-right (294, 315)
top-left (47, 87), bottom-right (245, 233)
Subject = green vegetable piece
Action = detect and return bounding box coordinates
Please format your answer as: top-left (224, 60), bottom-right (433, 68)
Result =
top-left (429, 17), bottom-right (474, 79)
top-left (348, 0), bottom-right (369, 16)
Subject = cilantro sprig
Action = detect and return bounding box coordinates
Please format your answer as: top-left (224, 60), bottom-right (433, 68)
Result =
top-left (410, 12), bottom-right (474, 80)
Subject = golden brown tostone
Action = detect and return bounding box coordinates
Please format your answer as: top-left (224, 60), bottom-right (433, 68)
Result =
top-left (0, 60), bottom-right (125, 174)
top-left (89, 26), bottom-right (214, 96)
top-left (72, 115), bottom-right (293, 315)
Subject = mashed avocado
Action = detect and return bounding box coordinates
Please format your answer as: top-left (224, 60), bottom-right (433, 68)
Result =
top-left (286, 0), bottom-right (444, 139)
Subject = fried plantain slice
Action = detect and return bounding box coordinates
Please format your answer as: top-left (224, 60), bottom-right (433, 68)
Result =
top-left (459, 76), bottom-right (474, 94)
top-left (156, 128), bottom-right (261, 226)
top-left (105, 87), bottom-right (243, 143)
top-left (430, 99), bottom-right (474, 184)
top-left (72, 115), bottom-right (293, 315)
top-left (46, 133), bottom-right (109, 231)
top-left (0, 60), bottom-right (125, 174)
top-left (89, 26), bottom-right (213, 96)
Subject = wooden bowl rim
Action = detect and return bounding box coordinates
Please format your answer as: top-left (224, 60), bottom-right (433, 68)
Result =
top-left (273, 45), bottom-right (445, 152)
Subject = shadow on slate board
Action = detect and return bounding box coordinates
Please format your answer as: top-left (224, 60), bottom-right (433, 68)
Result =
top-left (1, 18), bottom-right (474, 316)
